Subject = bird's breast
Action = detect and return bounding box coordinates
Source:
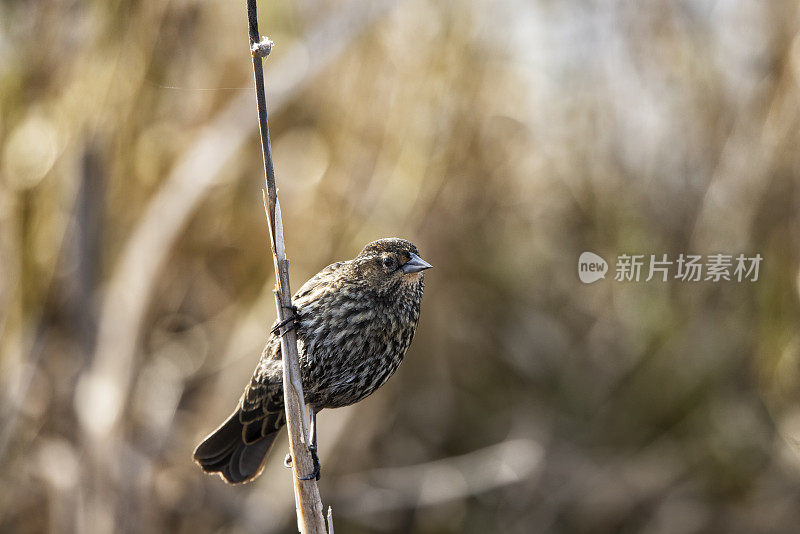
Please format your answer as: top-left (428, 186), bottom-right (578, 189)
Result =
top-left (296, 297), bottom-right (420, 408)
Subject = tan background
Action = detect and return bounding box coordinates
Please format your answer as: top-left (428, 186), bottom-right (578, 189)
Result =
top-left (2, 0), bottom-right (800, 532)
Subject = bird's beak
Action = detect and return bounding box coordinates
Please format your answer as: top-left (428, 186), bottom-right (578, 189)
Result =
top-left (402, 253), bottom-right (433, 274)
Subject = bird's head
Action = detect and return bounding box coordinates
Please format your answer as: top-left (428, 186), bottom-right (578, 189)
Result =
top-left (353, 238), bottom-right (432, 296)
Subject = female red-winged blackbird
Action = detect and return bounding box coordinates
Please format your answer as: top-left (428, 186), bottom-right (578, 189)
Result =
top-left (193, 238), bottom-right (431, 484)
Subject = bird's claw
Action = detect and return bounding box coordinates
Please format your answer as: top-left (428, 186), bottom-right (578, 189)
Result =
top-left (271, 304), bottom-right (299, 336)
top-left (282, 445), bottom-right (321, 481)
top-left (297, 444), bottom-right (321, 481)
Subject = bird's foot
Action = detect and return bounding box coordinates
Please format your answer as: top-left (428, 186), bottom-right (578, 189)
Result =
top-left (282, 445), bottom-right (321, 481)
top-left (270, 304), bottom-right (299, 336)
top-left (297, 444), bottom-right (321, 481)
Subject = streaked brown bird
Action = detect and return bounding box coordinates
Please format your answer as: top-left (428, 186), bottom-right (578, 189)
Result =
top-left (193, 238), bottom-right (431, 484)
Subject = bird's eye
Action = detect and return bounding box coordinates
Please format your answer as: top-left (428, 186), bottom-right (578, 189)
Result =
top-left (382, 256), bottom-right (396, 270)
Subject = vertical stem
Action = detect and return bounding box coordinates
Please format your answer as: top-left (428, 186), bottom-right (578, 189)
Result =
top-left (246, 2), bottom-right (327, 533)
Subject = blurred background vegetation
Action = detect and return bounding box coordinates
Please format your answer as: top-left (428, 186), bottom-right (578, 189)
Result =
top-left (2, 0), bottom-right (800, 532)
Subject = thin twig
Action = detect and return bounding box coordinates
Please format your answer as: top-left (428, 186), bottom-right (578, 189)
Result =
top-left (327, 506), bottom-right (335, 534)
top-left (247, 1), bottom-right (327, 533)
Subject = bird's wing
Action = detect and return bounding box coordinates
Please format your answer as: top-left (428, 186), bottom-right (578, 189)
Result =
top-left (236, 261), bottom-right (345, 442)
top-left (239, 348), bottom-right (285, 443)
top-left (292, 261), bottom-right (345, 304)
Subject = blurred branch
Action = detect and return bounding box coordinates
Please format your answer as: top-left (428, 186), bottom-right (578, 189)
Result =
top-left (334, 438), bottom-right (544, 516)
top-left (691, 7), bottom-right (800, 252)
top-left (247, 0), bottom-right (326, 532)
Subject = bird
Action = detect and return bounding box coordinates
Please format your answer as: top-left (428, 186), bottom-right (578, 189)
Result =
top-left (193, 238), bottom-right (432, 484)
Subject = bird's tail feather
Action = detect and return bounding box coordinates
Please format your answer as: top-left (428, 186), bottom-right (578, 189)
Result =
top-left (193, 410), bottom-right (281, 484)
